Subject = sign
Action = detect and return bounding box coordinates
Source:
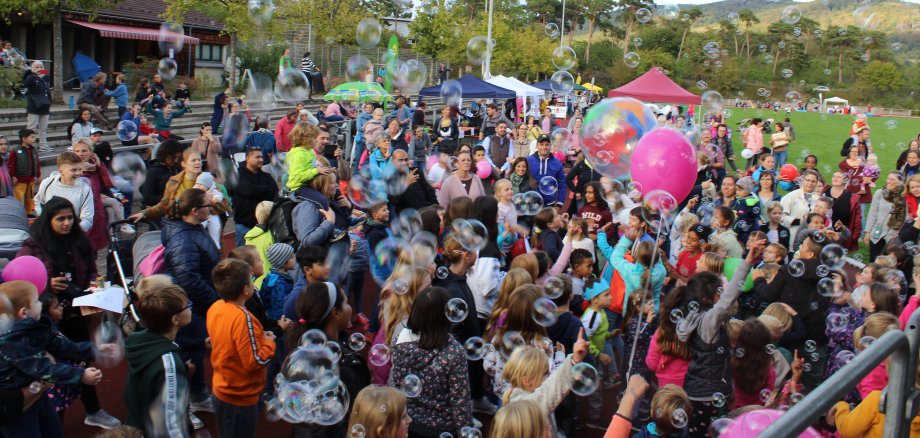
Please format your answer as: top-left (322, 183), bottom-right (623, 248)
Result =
top-left (548, 106), bottom-right (567, 118)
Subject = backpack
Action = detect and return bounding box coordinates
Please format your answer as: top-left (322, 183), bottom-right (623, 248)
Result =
top-left (266, 195), bottom-right (299, 248)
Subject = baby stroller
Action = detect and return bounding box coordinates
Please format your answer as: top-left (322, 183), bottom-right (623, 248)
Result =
top-left (0, 197), bottom-right (30, 261)
top-left (107, 219), bottom-right (158, 333)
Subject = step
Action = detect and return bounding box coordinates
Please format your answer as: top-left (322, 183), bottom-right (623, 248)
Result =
top-left (0, 99), bottom-right (220, 124)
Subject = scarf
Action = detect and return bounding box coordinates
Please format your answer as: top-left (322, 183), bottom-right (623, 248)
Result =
top-left (0, 152), bottom-right (11, 197)
top-left (509, 173), bottom-right (524, 193)
top-left (884, 183), bottom-right (906, 230)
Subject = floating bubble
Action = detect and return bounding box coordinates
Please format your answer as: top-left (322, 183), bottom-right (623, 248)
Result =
top-left (765, 344), bottom-right (776, 355)
top-left (116, 120), bottom-right (138, 142)
top-left (636, 8), bottom-right (652, 23)
top-left (544, 277), bottom-right (565, 299)
top-left (815, 29), bottom-right (824, 38)
top-left (368, 344), bottom-right (391, 366)
top-left (763, 54), bottom-right (775, 65)
top-left (672, 408), bottom-right (688, 429)
top-left (670, 309), bottom-right (684, 323)
top-left (347, 172), bottom-right (388, 209)
top-left (356, 18), bottom-right (382, 48)
top-left (727, 12), bottom-right (739, 23)
top-left (440, 80), bottom-right (463, 106)
top-left (624, 52), bottom-right (640, 68)
top-left (790, 392), bottom-right (804, 404)
top-left (760, 388), bottom-right (773, 403)
top-left (545, 23), bottom-right (559, 38)
top-left (709, 418), bottom-right (734, 436)
top-left (445, 297), bottom-right (469, 323)
top-left (782, 69), bottom-right (793, 79)
top-left (551, 46), bottom-right (577, 71)
top-left (463, 337), bottom-right (488, 361)
top-left (820, 244), bottom-right (846, 269)
top-left (249, 0), bottom-right (274, 25)
top-left (786, 90), bottom-right (801, 101)
top-left (656, 4), bottom-right (679, 20)
top-left (788, 259), bottom-right (805, 277)
top-left (793, 27), bottom-right (802, 37)
top-left (758, 44), bottom-right (768, 53)
top-left (891, 42), bottom-right (903, 51)
top-left (735, 347), bottom-right (745, 358)
top-left (466, 36), bottom-right (490, 65)
top-left (644, 190), bottom-right (678, 215)
top-left (276, 69), bottom-right (310, 102)
top-left (571, 362), bottom-right (599, 396)
top-left (92, 314), bottom-right (125, 368)
top-left (805, 340), bottom-right (817, 352)
top-left (325, 341), bottom-right (343, 362)
top-left (824, 68), bottom-right (832, 76)
top-left (701, 90), bottom-right (724, 113)
top-left (695, 80), bottom-right (708, 90)
top-left (158, 22), bottom-right (185, 54)
top-left (538, 176), bottom-right (559, 196)
top-left (579, 97), bottom-right (658, 180)
top-left (351, 424), bottom-right (366, 438)
top-left (781, 6), bottom-right (802, 25)
top-left (459, 426), bottom-right (482, 438)
top-left (836, 350), bottom-right (855, 366)
top-left (532, 297), bottom-right (558, 327)
top-left (632, 37), bottom-right (642, 47)
top-left (299, 328), bottom-right (328, 350)
top-left (550, 70), bottom-right (575, 96)
top-left (713, 392), bottom-right (726, 408)
top-left (885, 119), bottom-right (898, 130)
top-left (401, 374), bottom-right (423, 397)
top-left (838, 28), bottom-right (848, 36)
top-left (157, 58), bottom-right (178, 81)
top-left (451, 219), bottom-right (488, 252)
top-left (816, 264), bottom-right (830, 277)
top-left (703, 42), bottom-right (721, 59)
top-left (349, 332), bottom-right (367, 351)
top-left (345, 55), bottom-right (374, 82)
top-left (827, 313), bottom-right (849, 333)
top-left (497, 331), bottom-right (526, 360)
top-left (111, 152), bottom-right (147, 188)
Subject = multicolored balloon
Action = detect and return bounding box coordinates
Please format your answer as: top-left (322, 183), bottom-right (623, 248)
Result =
top-left (578, 97), bottom-right (658, 179)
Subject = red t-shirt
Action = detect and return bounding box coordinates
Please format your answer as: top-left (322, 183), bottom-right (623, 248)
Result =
top-left (578, 203), bottom-right (613, 235)
top-left (676, 250), bottom-right (703, 278)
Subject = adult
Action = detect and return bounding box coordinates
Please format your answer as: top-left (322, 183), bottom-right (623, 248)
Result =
top-left (231, 148), bottom-right (278, 247)
top-left (389, 287), bottom-right (473, 437)
top-left (391, 149), bottom-right (438, 213)
top-left (412, 102), bottom-right (426, 129)
top-left (840, 126), bottom-right (871, 159)
top-left (299, 51), bottom-right (316, 100)
top-left (278, 47), bottom-right (293, 75)
top-left (274, 109), bottom-right (298, 153)
top-left (139, 140), bottom-right (183, 209)
top-left (23, 61), bottom-right (51, 153)
top-left (16, 197), bottom-right (121, 429)
top-left (839, 145), bottom-right (871, 221)
top-left (895, 140), bottom-right (920, 169)
top-left (438, 151), bottom-right (485, 208)
top-left (69, 109), bottom-right (94, 144)
top-left (713, 124), bottom-right (737, 184)
top-left (769, 122), bottom-right (791, 168)
top-left (437, 63), bottom-right (450, 84)
top-left (71, 139), bottom-right (115, 254)
top-left (824, 171), bottom-right (861, 250)
top-left (865, 171), bottom-right (906, 259)
top-left (479, 104), bottom-right (512, 140)
top-left (130, 149), bottom-right (229, 223)
top-left (696, 175), bottom-right (738, 227)
top-left (508, 157), bottom-right (536, 194)
top-left (433, 107), bottom-right (459, 155)
top-left (578, 181), bottom-right (612, 236)
top-left (483, 121), bottom-right (512, 174)
top-left (191, 122), bottom-right (222, 176)
top-left (779, 170), bottom-right (821, 239)
top-left (539, 107), bottom-right (556, 134)
top-left (242, 115), bottom-right (277, 161)
top-left (408, 125), bottom-right (433, 174)
top-left (210, 89), bottom-right (228, 132)
top-left (527, 135), bottom-right (567, 206)
top-left (742, 118), bottom-right (765, 168)
top-left (901, 150), bottom-right (920, 178)
top-left (525, 115), bottom-right (543, 142)
top-left (394, 97), bottom-right (411, 129)
top-left (386, 118), bottom-right (408, 153)
top-left (76, 72), bottom-right (111, 130)
top-left (161, 188), bottom-right (222, 409)
top-left (754, 171), bottom-right (781, 223)
top-left (512, 123), bottom-right (533, 160)
top-left (353, 103), bottom-right (374, 167)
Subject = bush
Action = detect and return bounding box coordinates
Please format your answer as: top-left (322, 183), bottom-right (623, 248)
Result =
top-left (237, 44), bottom-right (286, 84)
top-left (0, 66), bottom-right (24, 100)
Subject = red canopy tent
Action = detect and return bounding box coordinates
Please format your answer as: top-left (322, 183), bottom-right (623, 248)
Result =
top-left (607, 67), bottom-right (701, 105)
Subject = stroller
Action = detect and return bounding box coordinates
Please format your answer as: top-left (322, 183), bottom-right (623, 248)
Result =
top-left (0, 197), bottom-right (30, 260)
top-left (106, 219), bottom-right (158, 333)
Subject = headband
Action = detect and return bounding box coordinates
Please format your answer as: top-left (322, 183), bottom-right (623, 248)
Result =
top-left (320, 282), bottom-right (337, 321)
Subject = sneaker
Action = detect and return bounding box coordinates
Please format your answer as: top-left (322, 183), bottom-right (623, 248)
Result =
top-left (584, 420), bottom-right (608, 431)
top-left (189, 411), bottom-right (205, 430)
top-left (330, 228), bottom-right (348, 242)
top-left (84, 409), bottom-right (122, 429)
top-left (120, 224), bottom-right (136, 235)
top-left (473, 418), bottom-right (483, 429)
top-left (39, 145), bottom-right (53, 153)
top-left (348, 217), bottom-right (366, 230)
top-left (190, 395), bottom-right (215, 413)
top-left (471, 396), bottom-right (498, 415)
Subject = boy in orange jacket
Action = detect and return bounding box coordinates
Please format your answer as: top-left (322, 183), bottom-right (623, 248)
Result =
top-left (206, 258), bottom-right (276, 437)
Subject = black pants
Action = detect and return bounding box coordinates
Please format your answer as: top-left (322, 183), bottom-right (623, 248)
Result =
top-left (57, 315), bottom-right (101, 414)
top-left (176, 312), bottom-right (208, 399)
top-left (214, 397), bottom-right (258, 438)
top-left (869, 238), bottom-right (888, 260)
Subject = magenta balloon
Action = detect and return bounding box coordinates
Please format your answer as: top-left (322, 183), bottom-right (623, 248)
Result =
top-left (2, 255), bottom-right (49, 295)
top-left (629, 127), bottom-right (697, 205)
top-left (720, 409), bottom-right (823, 438)
top-left (475, 160), bottom-right (492, 179)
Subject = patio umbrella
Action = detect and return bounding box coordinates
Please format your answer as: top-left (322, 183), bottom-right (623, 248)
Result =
top-left (324, 81), bottom-right (392, 102)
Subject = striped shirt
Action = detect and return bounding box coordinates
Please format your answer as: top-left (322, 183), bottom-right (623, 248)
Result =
top-left (300, 56), bottom-right (315, 73)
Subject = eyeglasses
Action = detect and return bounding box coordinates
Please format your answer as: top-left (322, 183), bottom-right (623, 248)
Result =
top-left (197, 204), bottom-right (212, 209)
top-left (175, 301), bottom-right (193, 314)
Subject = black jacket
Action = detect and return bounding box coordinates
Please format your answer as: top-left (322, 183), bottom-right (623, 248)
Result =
top-left (24, 71), bottom-right (51, 115)
top-left (392, 168), bottom-right (438, 213)
top-left (434, 269), bottom-right (481, 343)
top-left (754, 258), bottom-right (829, 345)
top-left (231, 164), bottom-right (278, 228)
top-left (565, 159), bottom-right (602, 197)
top-left (140, 162), bottom-right (179, 208)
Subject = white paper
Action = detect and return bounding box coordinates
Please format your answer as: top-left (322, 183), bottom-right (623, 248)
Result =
top-left (72, 287), bottom-right (125, 314)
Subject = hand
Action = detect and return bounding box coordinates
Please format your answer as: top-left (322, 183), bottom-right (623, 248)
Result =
top-left (751, 269), bottom-right (764, 281)
top-left (96, 343), bottom-right (118, 357)
top-left (50, 277), bottom-right (68, 292)
top-left (185, 359), bottom-right (197, 377)
top-left (826, 405), bottom-right (838, 428)
top-left (791, 349), bottom-right (805, 380)
top-left (320, 208), bottom-right (335, 222)
top-left (824, 229), bottom-right (840, 241)
top-left (318, 166), bottom-right (333, 175)
top-left (835, 220), bottom-right (844, 231)
top-left (833, 291), bottom-right (852, 306)
top-left (334, 148), bottom-right (342, 158)
top-left (599, 353), bottom-right (613, 366)
top-left (407, 168), bottom-right (420, 185)
top-left (624, 374), bottom-right (650, 400)
top-left (278, 317), bottom-right (293, 331)
top-left (555, 342), bottom-right (565, 354)
top-left (572, 328), bottom-right (589, 363)
top-left (336, 197), bottom-right (351, 209)
top-left (575, 193), bottom-right (582, 200)
top-left (687, 196), bottom-right (699, 209)
top-left (264, 331), bottom-right (277, 341)
top-left (128, 212), bottom-right (144, 222)
top-left (863, 234), bottom-right (871, 245)
top-left (745, 237), bottom-right (767, 262)
top-left (81, 367), bottom-right (103, 385)
top-left (599, 222), bottom-right (613, 234)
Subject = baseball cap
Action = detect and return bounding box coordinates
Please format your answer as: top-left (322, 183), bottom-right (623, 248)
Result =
top-left (90, 128), bottom-right (104, 135)
top-left (537, 134), bottom-right (551, 143)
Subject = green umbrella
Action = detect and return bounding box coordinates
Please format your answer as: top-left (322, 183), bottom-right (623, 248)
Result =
top-left (324, 81), bottom-right (392, 102)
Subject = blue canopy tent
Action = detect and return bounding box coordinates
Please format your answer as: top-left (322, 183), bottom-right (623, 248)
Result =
top-left (531, 79), bottom-right (586, 92)
top-left (418, 74), bottom-right (516, 99)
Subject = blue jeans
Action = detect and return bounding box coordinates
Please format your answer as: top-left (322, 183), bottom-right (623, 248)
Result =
top-left (0, 394), bottom-right (63, 438)
top-left (176, 312), bottom-right (209, 398)
top-left (603, 309), bottom-right (624, 379)
top-left (235, 223), bottom-right (252, 248)
top-left (773, 150), bottom-right (788, 169)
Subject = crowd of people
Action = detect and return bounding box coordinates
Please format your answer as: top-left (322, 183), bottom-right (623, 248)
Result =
top-left (3, 60), bottom-right (920, 438)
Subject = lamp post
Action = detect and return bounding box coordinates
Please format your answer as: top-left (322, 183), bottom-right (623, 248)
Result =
top-left (484, 0), bottom-right (495, 78)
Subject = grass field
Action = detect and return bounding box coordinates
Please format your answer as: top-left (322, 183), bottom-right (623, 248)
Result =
top-left (722, 108), bottom-right (920, 177)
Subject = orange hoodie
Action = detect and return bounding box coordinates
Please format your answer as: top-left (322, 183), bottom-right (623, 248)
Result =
top-left (206, 300), bottom-right (276, 406)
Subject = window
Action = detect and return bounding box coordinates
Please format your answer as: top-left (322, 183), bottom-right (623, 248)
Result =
top-left (196, 44), bottom-right (223, 62)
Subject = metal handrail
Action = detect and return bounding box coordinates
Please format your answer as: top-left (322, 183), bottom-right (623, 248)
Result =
top-left (760, 309), bottom-right (920, 437)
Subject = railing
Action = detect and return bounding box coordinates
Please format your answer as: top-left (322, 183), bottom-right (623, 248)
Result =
top-left (760, 310), bottom-right (920, 437)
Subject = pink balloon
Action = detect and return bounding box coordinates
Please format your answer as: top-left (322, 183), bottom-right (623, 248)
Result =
top-left (475, 160), bottom-right (492, 179)
top-left (2, 256), bottom-right (49, 295)
top-left (427, 154), bottom-right (439, 170)
top-left (629, 127), bottom-right (697, 206)
top-left (720, 409), bottom-right (822, 438)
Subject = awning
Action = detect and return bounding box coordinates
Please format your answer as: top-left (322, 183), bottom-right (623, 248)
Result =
top-left (66, 20), bottom-right (199, 45)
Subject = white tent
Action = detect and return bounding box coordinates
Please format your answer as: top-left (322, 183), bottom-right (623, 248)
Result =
top-left (822, 96), bottom-right (849, 113)
top-left (486, 75), bottom-right (544, 119)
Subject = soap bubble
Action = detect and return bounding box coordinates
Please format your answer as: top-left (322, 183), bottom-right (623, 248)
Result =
top-left (782, 69), bottom-right (793, 79)
top-left (368, 344), bottom-right (391, 366)
top-left (550, 71), bottom-right (575, 96)
top-left (400, 374), bottom-right (423, 397)
top-left (522, 191), bottom-right (544, 215)
top-left (451, 219), bottom-right (488, 251)
top-left (348, 332), bottom-right (367, 351)
top-left (859, 336), bottom-right (876, 349)
top-left (820, 244), bottom-right (846, 269)
top-left (532, 297), bottom-right (558, 327)
top-left (735, 347), bottom-right (745, 358)
top-left (636, 7), bottom-right (652, 23)
top-left (351, 424), bottom-right (366, 438)
top-left (623, 52), bottom-right (640, 68)
top-left (92, 313), bottom-right (125, 368)
top-left (760, 388), bottom-right (773, 403)
top-left (466, 36), bottom-right (491, 65)
top-left (787, 259), bottom-right (805, 277)
top-left (111, 152), bottom-right (147, 188)
top-left (644, 190), bottom-right (678, 216)
top-left (656, 4), bottom-right (679, 20)
top-left (248, 0), bottom-right (274, 25)
top-left (545, 23), bottom-right (559, 38)
top-left (391, 208), bottom-right (422, 239)
top-left (817, 277), bottom-right (841, 298)
top-left (701, 90), bottom-right (724, 113)
top-left (539, 176), bottom-right (559, 196)
top-left (276, 69), bottom-right (310, 102)
top-left (300, 328), bottom-right (327, 349)
top-left (709, 418), bottom-right (734, 435)
top-left (763, 54), bottom-right (775, 64)
top-left (765, 344), bottom-right (776, 354)
top-left (816, 264), bottom-right (829, 277)
top-left (793, 27), bottom-right (802, 37)
top-left (551, 46), bottom-right (577, 71)
top-left (345, 55), bottom-right (374, 82)
top-left (116, 120), bottom-right (138, 142)
top-left (463, 337), bottom-right (488, 361)
top-left (836, 350), bottom-right (855, 366)
top-left (446, 297), bottom-right (469, 323)
top-left (781, 6), bottom-right (802, 25)
top-left (727, 12), bottom-right (739, 23)
top-left (632, 37), bottom-right (642, 47)
top-left (436, 266), bottom-right (449, 279)
top-left (356, 18), bottom-right (382, 48)
top-left (790, 392), bottom-right (804, 404)
top-left (804, 340), bottom-right (817, 352)
top-left (571, 362), bottom-right (599, 396)
top-left (786, 90), bottom-right (801, 101)
top-left (891, 42), bottom-right (903, 51)
top-left (158, 22), bottom-right (185, 54)
top-left (440, 80), bottom-right (463, 106)
top-left (703, 41), bottom-right (721, 59)
top-left (544, 277), bottom-right (565, 299)
top-left (758, 44), bottom-right (768, 53)
top-left (670, 309), bottom-right (684, 323)
top-left (885, 119), bottom-right (898, 130)
top-left (688, 301), bottom-right (700, 313)
top-left (347, 171), bottom-right (388, 209)
top-left (498, 330), bottom-right (526, 359)
top-left (157, 58), bottom-right (178, 81)
top-left (671, 408), bottom-right (688, 429)
top-left (459, 427), bottom-right (482, 438)
top-left (827, 312), bottom-right (849, 333)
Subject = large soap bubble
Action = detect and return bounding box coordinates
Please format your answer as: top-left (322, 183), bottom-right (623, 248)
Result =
top-left (116, 120), bottom-right (138, 142)
top-left (157, 58), bottom-right (178, 81)
top-left (551, 46), bottom-right (577, 71)
top-left (466, 36), bottom-right (491, 66)
top-left (550, 71), bottom-right (575, 96)
top-left (276, 69), bottom-right (311, 103)
top-left (578, 97), bottom-right (658, 179)
top-left (346, 55), bottom-right (374, 82)
top-left (356, 18), bottom-right (382, 48)
top-left (440, 80), bottom-right (463, 106)
top-left (158, 23), bottom-right (185, 55)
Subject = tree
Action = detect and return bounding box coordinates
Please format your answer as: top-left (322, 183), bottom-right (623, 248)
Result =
top-left (675, 6), bottom-right (702, 63)
top-left (825, 25), bottom-right (859, 83)
top-left (0, 0), bottom-right (118, 103)
top-left (410, 0), bottom-right (462, 70)
top-left (717, 20), bottom-right (740, 56)
top-left (738, 9), bottom-right (759, 63)
top-left (614, 0), bottom-right (654, 54)
top-left (579, 0), bottom-right (617, 63)
top-left (859, 60), bottom-right (903, 92)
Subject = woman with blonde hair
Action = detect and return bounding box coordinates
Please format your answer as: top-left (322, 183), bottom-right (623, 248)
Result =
top-left (370, 265), bottom-right (431, 385)
top-left (348, 386), bottom-right (410, 438)
top-left (491, 399), bottom-right (548, 438)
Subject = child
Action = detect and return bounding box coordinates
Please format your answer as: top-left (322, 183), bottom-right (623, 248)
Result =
top-left (104, 74), bottom-right (129, 117)
top-left (285, 122), bottom-right (326, 192)
top-left (668, 197), bottom-right (701, 264)
top-left (282, 245), bottom-right (330, 322)
top-left (0, 281), bottom-right (102, 438)
top-left (622, 290), bottom-right (657, 384)
top-left (730, 318), bottom-right (776, 409)
top-left (759, 201), bottom-right (791, 249)
top-left (193, 172), bottom-right (224, 249)
top-left (244, 200), bottom-right (275, 288)
top-left (813, 196), bottom-right (834, 227)
top-left (858, 153), bottom-right (881, 192)
top-left (581, 279), bottom-right (615, 430)
top-left (854, 311), bottom-right (900, 399)
top-left (491, 400), bottom-right (548, 438)
top-left (426, 152), bottom-right (450, 190)
top-left (33, 151), bottom-right (94, 232)
top-left (124, 284), bottom-right (193, 437)
top-left (641, 385), bottom-right (693, 438)
top-left (757, 314), bottom-right (792, 390)
top-left (347, 386), bottom-right (410, 438)
top-left (852, 263), bottom-right (879, 309)
top-left (568, 249), bottom-right (594, 298)
top-left (261, 243), bottom-right (296, 323)
top-left (670, 224), bottom-right (710, 285)
top-left (646, 287), bottom-right (691, 388)
top-left (146, 100), bottom-right (188, 139)
top-left (695, 252), bottom-right (727, 284)
top-left (546, 276), bottom-right (583, 355)
top-left (849, 113), bottom-right (870, 146)
top-left (174, 81), bottom-right (191, 109)
top-left (600, 222), bottom-right (667, 313)
top-left (563, 216), bottom-right (593, 257)
top-left (750, 154), bottom-right (777, 185)
top-left (532, 207), bottom-right (565, 261)
top-left (347, 223), bottom-right (370, 314)
top-left (710, 206), bottom-right (743, 258)
top-left (731, 177), bottom-right (760, 243)
top-left (677, 236), bottom-right (764, 436)
top-left (206, 258), bottom-right (276, 438)
top-left (366, 202), bottom-right (393, 285)
top-left (10, 128), bottom-right (40, 215)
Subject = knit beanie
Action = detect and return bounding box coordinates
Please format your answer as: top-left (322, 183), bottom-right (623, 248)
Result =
top-left (195, 172), bottom-right (216, 190)
top-left (267, 243), bottom-right (295, 270)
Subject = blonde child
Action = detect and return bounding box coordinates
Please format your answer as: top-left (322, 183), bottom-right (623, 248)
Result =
top-left (193, 171), bottom-right (225, 249)
top-left (853, 312), bottom-right (900, 399)
top-left (347, 386), bottom-right (410, 438)
top-left (245, 200), bottom-right (275, 288)
top-left (490, 400), bottom-right (549, 438)
top-left (696, 252), bottom-right (727, 285)
top-left (134, 274), bottom-right (174, 298)
top-left (642, 385), bottom-right (693, 438)
top-left (563, 216), bottom-right (593, 257)
top-left (760, 201), bottom-right (791, 249)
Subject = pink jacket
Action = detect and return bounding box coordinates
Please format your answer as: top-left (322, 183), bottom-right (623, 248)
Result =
top-left (644, 331), bottom-right (690, 388)
top-left (900, 296), bottom-right (919, 329)
top-left (274, 116), bottom-right (296, 152)
top-left (858, 363), bottom-right (887, 400)
top-left (744, 125), bottom-right (764, 153)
